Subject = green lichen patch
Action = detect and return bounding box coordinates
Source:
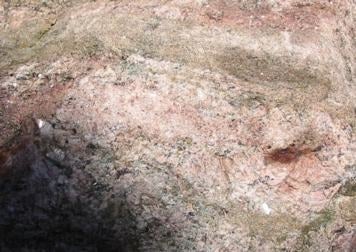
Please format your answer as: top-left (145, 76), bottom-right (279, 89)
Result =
top-left (297, 209), bottom-right (335, 249)
top-left (339, 165), bottom-right (356, 197)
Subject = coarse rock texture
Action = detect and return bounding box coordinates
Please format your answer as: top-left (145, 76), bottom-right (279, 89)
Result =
top-left (0, 0), bottom-right (355, 251)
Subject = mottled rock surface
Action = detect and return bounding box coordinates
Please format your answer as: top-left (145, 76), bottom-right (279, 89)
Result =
top-left (0, 0), bottom-right (355, 251)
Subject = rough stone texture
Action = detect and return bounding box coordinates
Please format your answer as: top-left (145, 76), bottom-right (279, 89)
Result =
top-left (0, 0), bottom-right (355, 251)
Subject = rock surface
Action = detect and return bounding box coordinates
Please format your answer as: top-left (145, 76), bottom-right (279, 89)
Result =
top-left (0, 0), bottom-right (355, 251)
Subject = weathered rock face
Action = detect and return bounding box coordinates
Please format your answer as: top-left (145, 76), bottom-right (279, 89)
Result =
top-left (0, 0), bottom-right (355, 251)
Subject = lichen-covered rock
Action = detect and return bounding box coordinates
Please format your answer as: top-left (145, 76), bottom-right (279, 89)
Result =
top-left (0, 0), bottom-right (355, 251)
